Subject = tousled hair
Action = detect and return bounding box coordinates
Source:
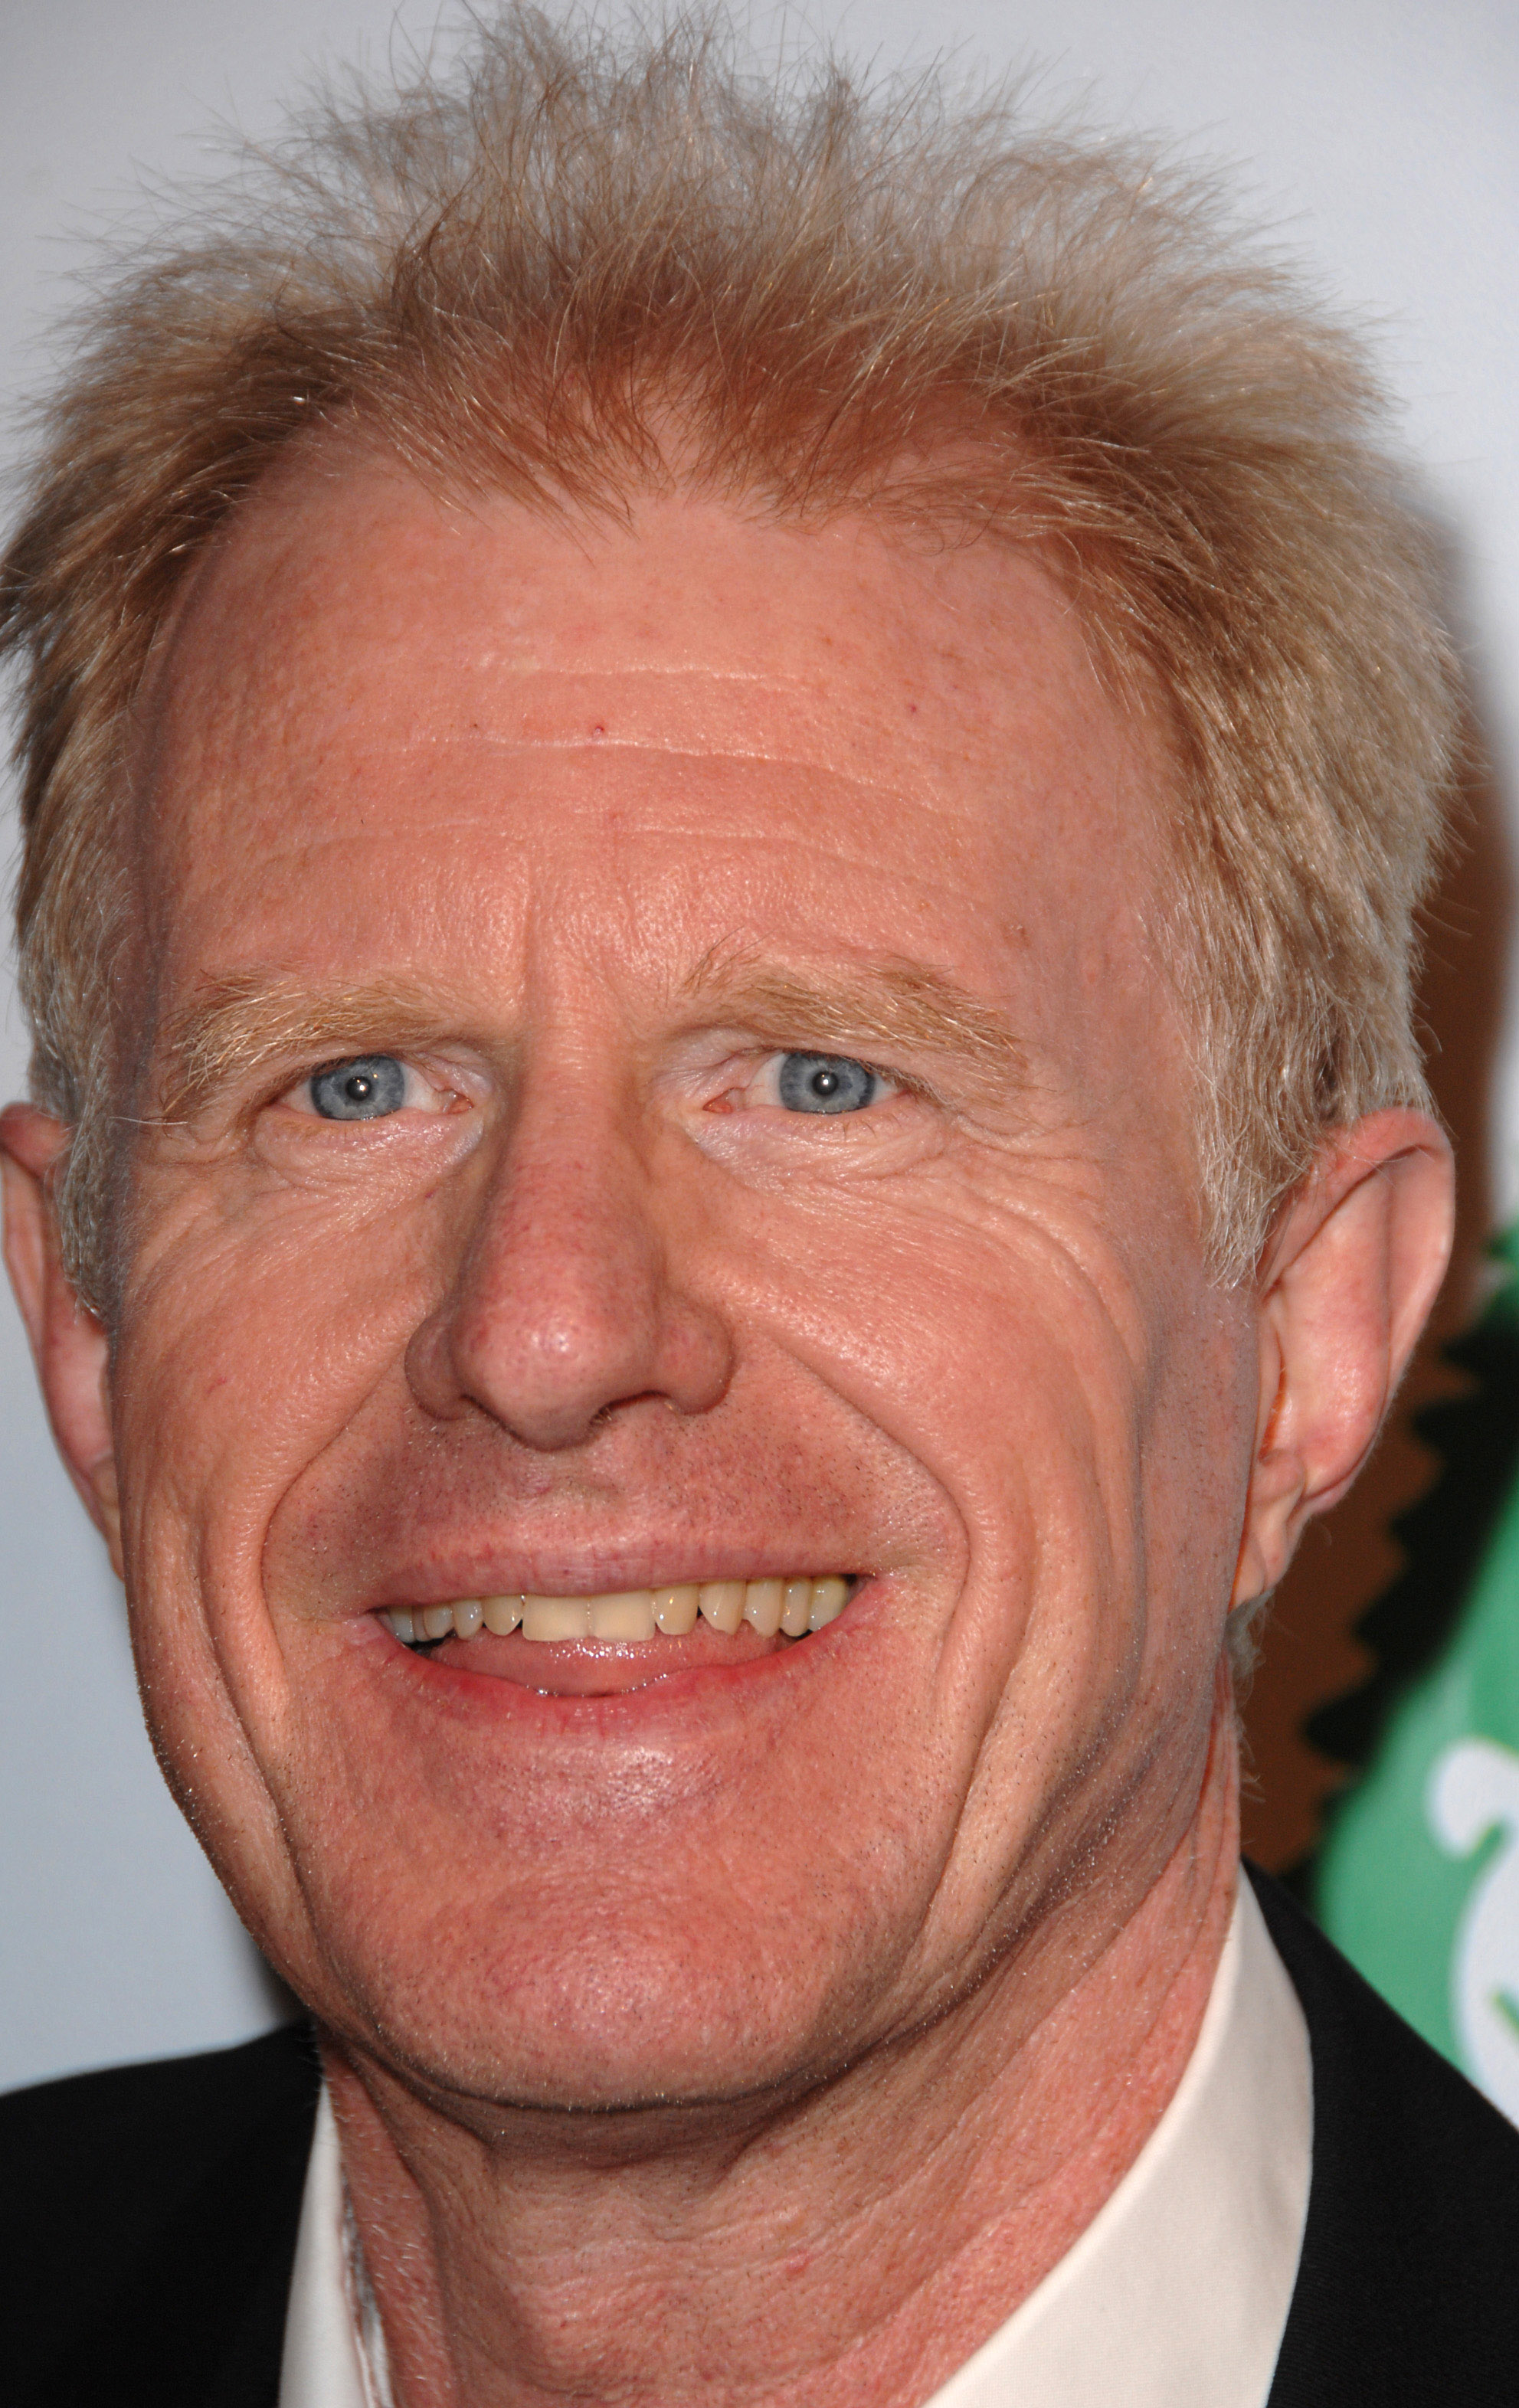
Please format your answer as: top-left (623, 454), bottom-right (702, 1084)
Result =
top-left (0, 7), bottom-right (1458, 1333)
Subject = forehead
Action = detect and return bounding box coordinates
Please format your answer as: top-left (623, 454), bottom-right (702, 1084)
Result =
top-left (139, 453), bottom-right (1165, 1004)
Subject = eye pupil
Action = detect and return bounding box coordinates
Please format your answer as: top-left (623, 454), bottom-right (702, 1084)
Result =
top-left (777, 1052), bottom-right (878, 1116)
top-left (309, 1055), bottom-right (408, 1121)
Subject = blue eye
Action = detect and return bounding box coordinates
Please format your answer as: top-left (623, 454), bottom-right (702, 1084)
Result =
top-left (309, 1055), bottom-right (408, 1121)
top-left (777, 1053), bottom-right (879, 1114)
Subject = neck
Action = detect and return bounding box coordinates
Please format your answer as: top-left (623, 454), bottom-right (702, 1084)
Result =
top-left (324, 1700), bottom-right (1239, 2408)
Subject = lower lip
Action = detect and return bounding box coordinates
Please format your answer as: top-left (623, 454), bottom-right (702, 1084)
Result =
top-left (365, 1603), bottom-right (858, 1701)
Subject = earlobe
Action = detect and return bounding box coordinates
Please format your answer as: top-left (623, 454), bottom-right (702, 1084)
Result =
top-left (1232, 1107), bottom-right (1455, 1612)
top-left (0, 1103), bottom-right (123, 1573)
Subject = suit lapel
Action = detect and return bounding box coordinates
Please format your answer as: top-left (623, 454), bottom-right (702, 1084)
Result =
top-left (38, 2025), bottom-right (319, 2408)
top-left (1252, 1863), bottom-right (1519, 2406)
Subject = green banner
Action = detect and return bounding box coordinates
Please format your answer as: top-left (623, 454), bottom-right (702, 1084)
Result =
top-left (1314, 1228), bottom-right (1519, 2121)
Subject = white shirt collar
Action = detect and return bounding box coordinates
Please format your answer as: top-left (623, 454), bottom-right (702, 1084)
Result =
top-left (277, 2079), bottom-right (392, 2408)
top-left (925, 1874), bottom-right (1311, 2408)
top-left (280, 1877), bottom-right (1310, 2408)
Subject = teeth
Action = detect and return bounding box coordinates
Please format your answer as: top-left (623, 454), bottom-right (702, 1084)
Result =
top-left (742, 1578), bottom-right (784, 1637)
top-left (522, 1595), bottom-right (592, 1642)
top-left (781, 1579), bottom-right (813, 1638)
top-left (653, 1585), bottom-right (699, 1634)
top-left (588, 1591), bottom-right (656, 1640)
top-left (698, 1580), bottom-right (745, 1634)
top-left (388, 1577), bottom-right (854, 1647)
top-left (808, 1577), bottom-right (849, 1631)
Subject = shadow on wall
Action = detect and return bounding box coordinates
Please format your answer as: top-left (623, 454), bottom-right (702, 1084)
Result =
top-left (1239, 525), bottom-right (1516, 1876)
top-left (252, 1951), bottom-right (303, 2033)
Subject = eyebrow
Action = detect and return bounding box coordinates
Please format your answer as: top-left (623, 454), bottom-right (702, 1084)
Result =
top-left (156, 954), bottom-right (1026, 1124)
top-left (156, 976), bottom-right (454, 1123)
top-left (678, 947), bottom-right (1026, 1101)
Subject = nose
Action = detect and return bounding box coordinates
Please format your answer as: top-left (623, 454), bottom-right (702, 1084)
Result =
top-left (404, 1090), bottom-right (735, 1452)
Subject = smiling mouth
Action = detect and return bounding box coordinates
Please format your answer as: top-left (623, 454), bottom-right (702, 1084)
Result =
top-left (386, 1575), bottom-right (854, 1648)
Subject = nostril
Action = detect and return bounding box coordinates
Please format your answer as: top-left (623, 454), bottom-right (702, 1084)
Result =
top-left (588, 1393), bottom-right (644, 1431)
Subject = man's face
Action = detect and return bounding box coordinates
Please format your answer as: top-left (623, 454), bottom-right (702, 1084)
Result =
top-left (108, 459), bottom-right (1253, 2109)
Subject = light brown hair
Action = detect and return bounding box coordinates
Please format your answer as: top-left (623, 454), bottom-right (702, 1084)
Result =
top-left (0, 7), bottom-right (1458, 1320)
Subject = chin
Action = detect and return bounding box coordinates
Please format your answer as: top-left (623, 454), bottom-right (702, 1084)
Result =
top-left (316, 1916), bottom-right (856, 2115)
top-left (262, 1800), bottom-right (909, 2116)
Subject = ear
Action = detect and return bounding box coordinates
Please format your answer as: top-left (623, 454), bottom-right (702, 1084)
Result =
top-left (0, 1102), bottom-right (123, 1575)
top-left (1233, 1107), bottom-right (1455, 1611)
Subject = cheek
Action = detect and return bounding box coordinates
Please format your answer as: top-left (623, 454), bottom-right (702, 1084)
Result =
top-left (707, 1195), bottom-right (1189, 1952)
top-left (114, 1165), bottom-right (453, 1512)
top-left (108, 1171), bottom-right (457, 1752)
top-left (920, 1301), bottom-right (1253, 1954)
top-left (1132, 1291), bottom-right (1260, 1629)
top-left (748, 1180), bottom-right (1154, 1627)
top-left (817, 1186), bottom-right (1247, 1780)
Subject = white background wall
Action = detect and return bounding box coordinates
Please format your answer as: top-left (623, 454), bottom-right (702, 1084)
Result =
top-left (2, 0), bottom-right (1516, 2092)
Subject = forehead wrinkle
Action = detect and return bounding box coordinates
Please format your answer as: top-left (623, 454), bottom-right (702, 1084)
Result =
top-left (679, 946), bottom-right (1026, 1098)
top-left (278, 734), bottom-right (939, 811)
top-left (157, 973), bottom-right (461, 1122)
top-left (489, 663), bottom-right (818, 687)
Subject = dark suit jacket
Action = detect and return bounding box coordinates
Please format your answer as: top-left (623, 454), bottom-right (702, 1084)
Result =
top-left (6, 1869), bottom-right (1519, 2403)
